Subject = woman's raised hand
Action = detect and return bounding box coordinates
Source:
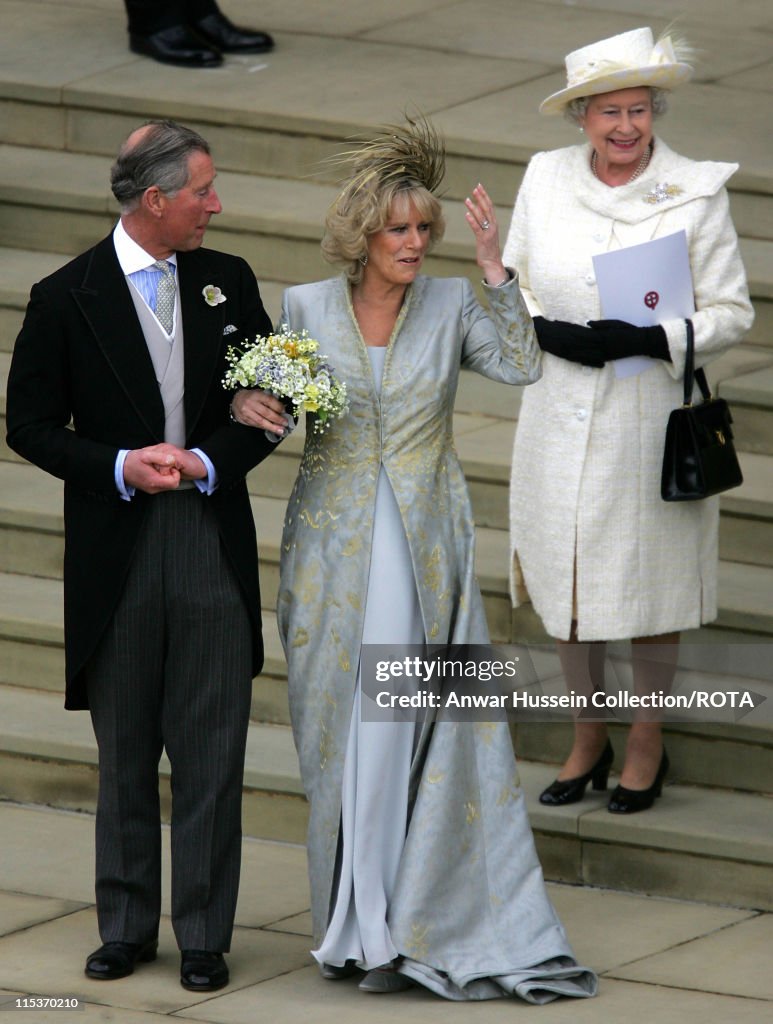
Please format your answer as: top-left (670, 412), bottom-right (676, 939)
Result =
top-left (465, 183), bottom-right (507, 286)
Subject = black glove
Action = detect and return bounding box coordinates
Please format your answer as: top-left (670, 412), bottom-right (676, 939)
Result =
top-left (587, 319), bottom-right (671, 362)
top-left (533, 317), bottom-right (606, 368)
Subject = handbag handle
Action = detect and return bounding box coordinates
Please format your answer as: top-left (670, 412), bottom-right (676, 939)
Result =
top-left (683, 318), bottom-right (712, 407)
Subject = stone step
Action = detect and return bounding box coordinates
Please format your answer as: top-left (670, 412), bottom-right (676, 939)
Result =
top-left (4, 565), bottom-right (773, 786)
top-left (512, 636), bottom-right (773, 793)
top-left (0, 565), bottom-right (290, 727)
top-left (0, 248), bottom-right (70, 353)
top-left (0, 352), bottom-right (523, 478)
top-left (17, 78), bottom-right (773, 219)
top-left (0, 467), bottom-right (518, 634)
top-left (2, 567), bottom-right (771, 791)
top-left (720, 452), bottom-right (773, 566)
top-left (0, 680), bottom-right (307, 845)
top-left (2, 4), bottom-right (772, 207)
top-left (0, 352), bottom-right (17, 463)
top-left (3, 345), bottom-right (772, 491)
top-left (4, 456), bottom-right (773, 636)
top-left (6, 557), bottom-right (773, 786)
top-left (2, 0), bottom-right (771, 916)
top-left (14, 253), bottom-right (773, 379)
top-left (0, 246), bottom-right (291, 354)
top-left (0, 680), bottom-right (770, 908)
top-left (1, 144), bottom-right (772, 330)
top-left (721, 364), bottom-right (773, 456)
top-left (5, 344), bottom-right (773, 528)
top-left (5, 354), bottom-right (770, 548)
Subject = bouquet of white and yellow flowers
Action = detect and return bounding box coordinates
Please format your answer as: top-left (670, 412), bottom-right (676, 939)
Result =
top-left (223, 326), bottom-right (348, 434)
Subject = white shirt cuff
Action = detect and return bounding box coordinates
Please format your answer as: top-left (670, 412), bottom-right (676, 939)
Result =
top-left (191, 447), bottom-right (218, 494)
top-left (115, 449), bottom-right (135, 501)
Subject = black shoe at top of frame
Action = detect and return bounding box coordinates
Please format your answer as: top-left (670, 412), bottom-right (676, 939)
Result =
top-left (129, 24), bottom-right (223, 68)
top-left (192, 11), bottom-right (274, 54)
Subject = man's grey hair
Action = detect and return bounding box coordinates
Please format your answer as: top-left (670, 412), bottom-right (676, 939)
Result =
top-left (110, 120), bottom-right (211, 212)
top-left (564, 87), bottom-right (669, 126)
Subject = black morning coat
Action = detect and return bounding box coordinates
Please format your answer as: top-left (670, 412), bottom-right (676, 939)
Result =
top-left (6, 234), bottom-right (276, 709)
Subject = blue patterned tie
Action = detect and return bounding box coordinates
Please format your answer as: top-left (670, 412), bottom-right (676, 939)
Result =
top-left (152, 260), bottom-right (176, 334)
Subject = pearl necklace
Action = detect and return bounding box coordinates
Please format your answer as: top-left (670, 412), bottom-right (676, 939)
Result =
top-left (591, 145), bottom-right (651, 184)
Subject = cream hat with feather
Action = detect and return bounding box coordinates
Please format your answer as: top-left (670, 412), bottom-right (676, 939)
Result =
top-left (540, 27), bottom-right (693, 115)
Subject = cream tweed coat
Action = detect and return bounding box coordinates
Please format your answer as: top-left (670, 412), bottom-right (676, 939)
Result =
top-left (503, 139), bottom-right (754, 641)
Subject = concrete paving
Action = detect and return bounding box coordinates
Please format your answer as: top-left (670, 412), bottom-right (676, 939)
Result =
top-left (0, 801), bottom-right (771, 1022)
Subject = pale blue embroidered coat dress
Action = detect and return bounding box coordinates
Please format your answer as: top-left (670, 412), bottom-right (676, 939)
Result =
top-left (276, 273), bottom-right (597, 1001)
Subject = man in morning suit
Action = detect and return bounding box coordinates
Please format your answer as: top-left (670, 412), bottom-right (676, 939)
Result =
top-left (6, 120), bottom-right (288, 992)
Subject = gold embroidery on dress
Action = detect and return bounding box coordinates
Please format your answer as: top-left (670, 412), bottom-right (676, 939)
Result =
top-left (424, 546), bottom-right (442, 592)
top-left (300, 508), bottom-right (341, 530)
top-left (475, 722), bottom-right (496, 746)
top-left (291, 627), bottom-right (309, 649)
top-left (301, 580), bottom-right (320, 604)
top-left (406, 922), bottom-right (430, 960)
top-left (341, 535), bottom-right (362, 557)
top-left (496, 781), bottom-right (520, 806)
top-left (319, 724), bottom-right (334, 771)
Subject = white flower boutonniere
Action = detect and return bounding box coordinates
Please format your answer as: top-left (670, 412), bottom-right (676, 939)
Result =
top-left (202, 284), bottom-right (226, 306)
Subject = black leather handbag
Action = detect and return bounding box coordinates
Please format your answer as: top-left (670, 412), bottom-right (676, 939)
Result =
top-left (661, 319), bottom-right (743, 501)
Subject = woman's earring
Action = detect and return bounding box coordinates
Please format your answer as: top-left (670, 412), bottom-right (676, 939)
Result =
top-left (578, 126), bottom-right (584, 133)
top-left (359, 254), bottom-right (369, 266)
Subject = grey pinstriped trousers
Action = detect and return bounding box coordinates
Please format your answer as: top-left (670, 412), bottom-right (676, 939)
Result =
top-left (85, 489), bottom-right (253, 952)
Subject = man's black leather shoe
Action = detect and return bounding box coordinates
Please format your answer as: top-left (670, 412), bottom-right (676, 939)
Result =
top-left (180, 950), bottom-right (229, 992)
top-left (85, 938), bottom-right (158, 980)
top-left (192, 12), bottom-right (274, 54)
top-left (130, 25), bottom-right (223, 67)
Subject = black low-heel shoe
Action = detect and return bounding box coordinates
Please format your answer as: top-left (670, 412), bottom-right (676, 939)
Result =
top-left (320, 960), bottom-right (361, 980)
top-left (84, 937), bottom-right (158, 980)
top-left (539, 740), bottom-right (614, 806)
top-left (180, 950), bottom-right (228, 992)
top-left (608, 749), bottom-right (670, 814)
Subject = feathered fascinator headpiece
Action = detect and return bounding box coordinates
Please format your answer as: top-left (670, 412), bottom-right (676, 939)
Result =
top-left (331, 113), bottom-right (446, 203)
top-left (320, 114), bottom-right (447, 282)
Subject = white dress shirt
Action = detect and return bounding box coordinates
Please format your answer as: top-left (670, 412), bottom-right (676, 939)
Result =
top-left (112, 221), bottom-right (217, 499)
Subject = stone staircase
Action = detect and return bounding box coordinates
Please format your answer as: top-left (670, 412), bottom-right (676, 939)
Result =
top-left (1, 0), bottom-right (772, 912)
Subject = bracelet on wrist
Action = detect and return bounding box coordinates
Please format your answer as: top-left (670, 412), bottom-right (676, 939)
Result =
top-left (487, 268), bottom-right (513, 288)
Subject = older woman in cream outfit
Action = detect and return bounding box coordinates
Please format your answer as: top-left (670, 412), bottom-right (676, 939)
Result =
top-left (504, 28), bottom-right (753, 813)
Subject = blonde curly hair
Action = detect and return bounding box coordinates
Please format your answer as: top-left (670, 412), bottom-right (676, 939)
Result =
top-left (321, 115), bottom-right (447, 284)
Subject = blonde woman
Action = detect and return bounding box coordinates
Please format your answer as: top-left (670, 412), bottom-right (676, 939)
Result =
top-left (234, 117), bottom-right (596, 1002)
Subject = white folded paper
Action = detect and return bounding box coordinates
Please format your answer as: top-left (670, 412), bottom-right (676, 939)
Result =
top-left (592, 230), bottom-right (695, 378)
